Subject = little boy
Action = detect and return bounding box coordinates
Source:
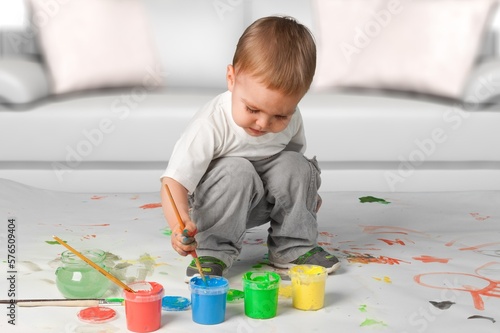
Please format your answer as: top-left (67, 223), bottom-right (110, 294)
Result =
top-left (160, 16), bottom-right (340, 279)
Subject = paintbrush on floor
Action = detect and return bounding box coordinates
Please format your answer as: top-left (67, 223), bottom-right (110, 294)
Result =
top-left (0, 298), bottom-right (124, 307)
top-left (165, 184), bottom-right (207, 283)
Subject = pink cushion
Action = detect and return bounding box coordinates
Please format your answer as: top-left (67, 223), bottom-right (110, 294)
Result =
top-left (29, 0), bottom-right (163, 94)
top-left (312, 0), bottom-right (497, 98)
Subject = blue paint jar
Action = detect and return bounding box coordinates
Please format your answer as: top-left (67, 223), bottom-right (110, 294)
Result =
top-left (189, 276), bottom-right (229, 325)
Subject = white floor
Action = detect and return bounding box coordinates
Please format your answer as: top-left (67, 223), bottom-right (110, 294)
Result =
top-left (1, 178), bottom-right (499, 332)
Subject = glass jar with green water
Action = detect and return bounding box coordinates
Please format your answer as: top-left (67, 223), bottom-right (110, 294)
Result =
top-left (55, 249), bottom-right (111, 298)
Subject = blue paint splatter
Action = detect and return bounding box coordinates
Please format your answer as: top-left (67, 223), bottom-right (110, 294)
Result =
top-left (161, 296), bottom-right (190, 311)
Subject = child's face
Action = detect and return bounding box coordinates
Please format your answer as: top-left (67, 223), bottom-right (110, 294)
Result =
top-left (226, 65), bottom-right (303, 137)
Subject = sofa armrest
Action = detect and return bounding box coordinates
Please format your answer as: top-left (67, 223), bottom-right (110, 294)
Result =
top-left (462, 58), bottom-right (500, 108)
top-left (0, 57), bottom-right (50, 104)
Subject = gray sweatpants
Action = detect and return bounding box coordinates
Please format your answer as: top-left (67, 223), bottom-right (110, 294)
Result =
top-left (189, 151), bottom-right (322, 268)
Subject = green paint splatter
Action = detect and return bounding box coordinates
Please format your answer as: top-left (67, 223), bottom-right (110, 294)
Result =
top-left (360, 318), bottom-right (388, 327)
top-left (359, 304), bottom-right (367, 312)
top-left (252, 264), bottom-right (263, 269)
top-left (359, 196), bottom-right (391, 204)
top-left (45, 240), bottom-right (66, 245)
top-left (161, 227), bottom-right (173, 236)
top-left (226, 289), bottom-right (244, 302)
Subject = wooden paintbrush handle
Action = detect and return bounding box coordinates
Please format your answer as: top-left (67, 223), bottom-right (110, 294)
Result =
top-left (17, 300), bottom-right (99, 307)
top-left (165, 184), bottom-right (185, 229)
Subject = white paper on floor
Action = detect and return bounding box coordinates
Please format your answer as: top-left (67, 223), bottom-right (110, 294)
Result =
top-left (0, 179), bottom-right (499, 332)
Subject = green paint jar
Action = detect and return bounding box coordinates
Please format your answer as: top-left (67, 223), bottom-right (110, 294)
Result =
top-left (242, 271), bottom-right (280, 319)
top-left (55, 249), bottom-right (111, 298)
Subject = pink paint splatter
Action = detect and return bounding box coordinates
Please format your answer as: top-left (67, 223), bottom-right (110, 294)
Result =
top-left (90, 195), bottom-right (106, 200)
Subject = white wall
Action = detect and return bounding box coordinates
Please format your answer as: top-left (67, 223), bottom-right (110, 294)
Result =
top-left (0, 0), bottom-right (25, 28)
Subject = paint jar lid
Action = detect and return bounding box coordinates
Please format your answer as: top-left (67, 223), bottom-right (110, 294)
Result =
top-left (77, 306), bottom-right (116, 323)
top-left (161, 296), bottom-right (191, 311)
top-left (189, 276), bottom-right (229, 295)
top-left (288, 265), bottom-right (327, 282)
top-left (124, 281), bottom-right (164, 302)
top-left (242, 271), bottom-right (281, 290)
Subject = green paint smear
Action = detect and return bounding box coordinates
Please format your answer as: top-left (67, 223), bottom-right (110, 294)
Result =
top-left (45, 240), bottom-right (66, 245)
top-left (360, 318), bottom-right (388, 327)
top-left (359, 304), bottom-right (367, 312)
top-left (252, 264), bottom-right (263, 269)
top-left (226, 289), bottom-right (245, 302)
top-left (359, 196), bottom-right (391, 204)
top-left (161, 227), bottom-right (173, 236)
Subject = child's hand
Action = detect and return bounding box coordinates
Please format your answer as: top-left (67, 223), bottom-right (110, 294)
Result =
top-left (316, 194), bottom-right (323, 212)
top-left (171, 220), bottom-right (198, 256)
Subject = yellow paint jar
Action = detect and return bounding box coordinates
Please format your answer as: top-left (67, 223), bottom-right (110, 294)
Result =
top-left (289, 265), bottom-right (327, 311)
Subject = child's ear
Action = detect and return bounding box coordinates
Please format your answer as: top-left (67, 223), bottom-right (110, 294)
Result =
top-left (226, 65), bottom-right (235, 92)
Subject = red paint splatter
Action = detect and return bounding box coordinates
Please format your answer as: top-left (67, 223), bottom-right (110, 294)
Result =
top-left (415, 272), bottom-right (500, 311)
top-left (378, 238), bottom-right (406, 246)
top-left (413, 255), bottom-right (450, 263)
top-left (318, 242), bottom-right (331, 246)
top-left (319, 231), bottom-right (335, 237)
top-left (460, 242), bottom-right (500, 251)
top-left (90, 195), bottom-right (106, 200)
top-left (361, 225), bottom-right (429, 237)
top-left (78, 306), bottom-right (116, 323)
top-left (81, 234), bottom-right (97, 240)
top-left (350, 247), bottom-right (382, 251)
top-left (470, 212), bottom-right (491, 221)
top-left (445, 239), bottom-right (457, 247)
top-left (140, 203), bottom-right (162, 209)
top-left (243, 238), bottom-right (265, 245)
top-left (75, 224), bottom-right (110, 227)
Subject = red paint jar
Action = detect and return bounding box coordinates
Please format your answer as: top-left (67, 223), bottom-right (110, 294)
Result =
top-left (124, 281), bottom-right (164, 332)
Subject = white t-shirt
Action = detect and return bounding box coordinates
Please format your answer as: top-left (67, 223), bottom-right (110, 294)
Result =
top-left (161, 91), bottom-right (306, 193)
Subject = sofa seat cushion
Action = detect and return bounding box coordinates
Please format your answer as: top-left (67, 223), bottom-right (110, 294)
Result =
top-left (300, 92), bottom-right (500, 163)
top-left (1, 91), bottom-right (500, 166)
top-left (0, 88), bottom-right (221, 162)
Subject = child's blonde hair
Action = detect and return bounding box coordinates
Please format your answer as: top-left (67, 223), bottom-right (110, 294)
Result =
top-left (232, 16), bottom-right (316, 96)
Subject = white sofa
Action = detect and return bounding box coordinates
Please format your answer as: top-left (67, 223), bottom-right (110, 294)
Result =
top-left (1, 0), bottom-right (500, 193)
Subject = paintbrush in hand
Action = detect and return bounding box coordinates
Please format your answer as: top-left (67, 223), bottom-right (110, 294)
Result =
top-left (164, 184), bottom-right (207, 283)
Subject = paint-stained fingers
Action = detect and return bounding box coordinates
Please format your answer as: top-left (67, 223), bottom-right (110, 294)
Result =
top-left (181, 229), bottom-right (196, 245)
top-left (171, 230), bottom-right (197, 256)
top-left (172, 227), bottom-right (196, 245)
top-left (173, 241), bottom-right (198, 256)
